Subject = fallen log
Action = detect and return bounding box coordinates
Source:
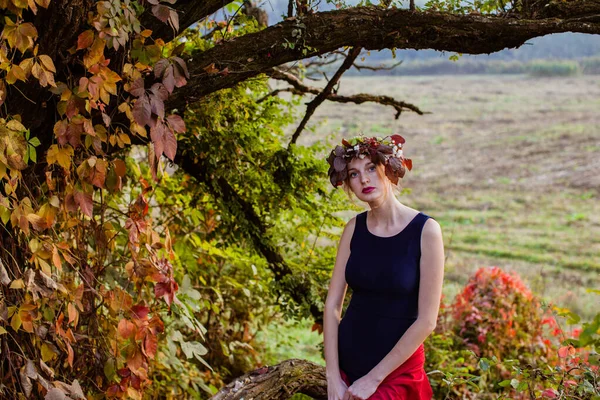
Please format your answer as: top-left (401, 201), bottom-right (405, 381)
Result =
top-left (210, 359), bottom-right (327, 400)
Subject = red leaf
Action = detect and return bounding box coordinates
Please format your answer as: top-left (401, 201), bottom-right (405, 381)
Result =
top-left (168, 9), bottom-right (179, 32)
top-left (118, 318), bottom-right (137, 340)
top-left (130, 304), bottom-right (149, 320)
top-left (129, 78), bottom-right (145, 97)
top-left (152, 4), bottom-right (170, 23)
top-left (172, 56), bottom-right (189, 79)
top-left (150, 83), bottom-right (169, 101)
top-left (117, 368), bottom-right (131, 378)
top-left (166, 114), bottom-right (185, 133)
top-left (150, 123), bottom-right (165, 158)
top-left (74, 190), bottom-right (93, 217)
top-left (132, 95), bottom-right (151, 126)
top-left (149, 94), bottom-right (165, 119)
top-left (77, 30), bottom-right (94, 51)
top-left (153, 59), bottom-right (169, 79)
top-left (172, 63), bottom-right (187, 88)
top-left (143, 334), bottom-right (158, 359)
top-left (162, 65), bottom-right (175, 93)
top-left (163, 127), bottom-right (177, 161)
top-left (66, 342), bottom-right (74, 368)
top-left (391, 134), bottom-right (405, 144)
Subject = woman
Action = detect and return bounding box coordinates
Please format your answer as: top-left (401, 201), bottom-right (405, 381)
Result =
top-left (323, 135), bottom-right (444, 400)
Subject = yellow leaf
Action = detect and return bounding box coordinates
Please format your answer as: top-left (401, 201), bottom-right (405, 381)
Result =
top-left (19, 57), bottom-right (34, 75)
top-left (41, 342), bottom-right (57, 362)
top-left (0, 326), bottom-right (7, 334)
top-left (38, 54), bottom-right (55, 72)
top-left (46, 144), bottom-right (74, 170)
top-left (83, 37), bottom-right (105, 69)
top-left (10, 312), bottom-right (21, 331)
top-left (140, 29), bottom-right (152, 38)
top-left (9, 278), bottom-right (24, 289)
top-left (6, 64), bottom-right (27, 84)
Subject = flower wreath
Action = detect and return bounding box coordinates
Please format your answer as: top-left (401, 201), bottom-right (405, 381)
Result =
top-left (326, 134), bottom-right (413, 188)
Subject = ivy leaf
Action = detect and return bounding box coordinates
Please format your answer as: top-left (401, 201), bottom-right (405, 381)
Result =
top-left (74, 190), bottom-right (93, 217)
top-left (149, 93), bottom-right (165, 119)
top-left (83, 37), bottom-right (106, 69)
top-left (130, 304), bottom-right (149, 320)
top-left (38, 55), bottom-right (55, 72)
top-left (117, 318), bottom-right (137, 340)
top-left (166, 114), bottom-right (185, 133)
top-left (46, 144), bottom-right (74, 170)
top-left (162, 64), bottom-right (175, 93)
top-left (151, 4), bottom-right (171, 23)
top-left (154, 59), bottom-right (169, 78)
top-left (133, 95), bottom-right (151, 126)
top-left (163, 127), bottom-right (177, 161)
top-left (2, 20), bottom-right (38, 54)
top-left (150, 123), bottom-right (165, 158)
top-left (143, 333), bottom-right (158, 359)
top-left (77, 30), bottom-right (94, 51)
top-left (129, 78), bottom-right (145, 97)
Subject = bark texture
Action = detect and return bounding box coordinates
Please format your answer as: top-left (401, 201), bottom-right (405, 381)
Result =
top-left (209, 359), bottom-right (327, 400)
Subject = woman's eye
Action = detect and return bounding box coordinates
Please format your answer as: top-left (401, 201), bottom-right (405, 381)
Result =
top-left (349, 172), bottom-right (358, 178)
top-left (369, 166), bottom-right (376, 172)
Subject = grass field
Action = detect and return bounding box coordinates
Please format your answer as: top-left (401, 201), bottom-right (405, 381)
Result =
top-left (260, 75), bottom-right (600, 367)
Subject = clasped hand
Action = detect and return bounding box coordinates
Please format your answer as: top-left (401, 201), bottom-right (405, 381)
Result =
top-left (329, 374), bottom-right (380, 400)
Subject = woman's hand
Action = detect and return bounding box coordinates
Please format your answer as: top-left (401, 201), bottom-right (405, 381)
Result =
top-left (343, 374), bottom-right (380, 400)
top-left (327, 375), bottom-right (349, 400)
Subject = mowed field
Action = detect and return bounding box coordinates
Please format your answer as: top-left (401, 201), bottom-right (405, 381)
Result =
top-left (299, 75), bottom-right (600, 318)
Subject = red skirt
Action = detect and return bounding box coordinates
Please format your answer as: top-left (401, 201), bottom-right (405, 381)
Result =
top-left (340, 344), bottom-right (433, 400)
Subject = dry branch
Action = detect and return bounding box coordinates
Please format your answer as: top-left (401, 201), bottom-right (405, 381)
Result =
top-left (289, 47), bottom-right (362, 146)
top-left (265, 68), bottom-right (424, 118)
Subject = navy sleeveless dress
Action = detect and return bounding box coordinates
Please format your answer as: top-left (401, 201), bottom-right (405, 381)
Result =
top-left (338, 210), bottom-right (430, 383)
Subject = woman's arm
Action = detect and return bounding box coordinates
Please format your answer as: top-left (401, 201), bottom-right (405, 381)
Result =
top-left (345, 218), bottom-right (445, 399)
top-left (323, 217), bottom-right (355, 399)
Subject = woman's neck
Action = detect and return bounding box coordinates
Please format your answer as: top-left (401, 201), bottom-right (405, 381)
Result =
top-left (367, 191), bottom-right (409, 229)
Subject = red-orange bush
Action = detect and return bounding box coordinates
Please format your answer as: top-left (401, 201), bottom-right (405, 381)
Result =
top-left (451, 266), bottom-right (555, 367)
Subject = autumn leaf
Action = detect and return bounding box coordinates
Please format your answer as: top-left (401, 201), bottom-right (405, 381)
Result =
top-left (46, 144), bottom-right (74, 170)
top-left (77, 30), bottom-right (94, 50)
top-left (74, 190), bottom-right (93, 217)
top-left (166, 114), bottom-right (185, 133)
top-left (38, 54), bottom-right (55, 72)
top-left (132, 95), bottom-right (151, 126)
top-left (68, 302), bottom-right (79, 329)
top-left (130, 304), bottom-right (149, 320)
top-left (83, 37), bottom-right (106, 69)
top-left (2, 20), bottom-right (38, 54)
top-left (118, 318), bottom-right (137, 340)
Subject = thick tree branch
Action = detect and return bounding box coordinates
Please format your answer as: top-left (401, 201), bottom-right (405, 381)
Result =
top-left (209, 359), bottom-right (327, 400)
top-left (289, 47), bottom-right (362, 147)
top-left (167, 5), bottom-right (600, 110)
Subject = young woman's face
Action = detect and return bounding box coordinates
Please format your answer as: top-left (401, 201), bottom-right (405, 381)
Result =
top-left (346, 157), bottom-right (389, 202)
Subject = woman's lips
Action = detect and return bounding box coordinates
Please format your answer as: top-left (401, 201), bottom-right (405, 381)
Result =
top-left (362, 187), bottom-right (375, 194)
